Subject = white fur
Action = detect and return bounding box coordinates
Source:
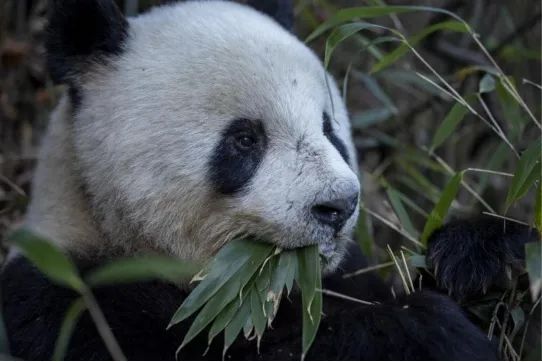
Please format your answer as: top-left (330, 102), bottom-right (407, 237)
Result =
top-left (24, 1), bottom-right (360, 271)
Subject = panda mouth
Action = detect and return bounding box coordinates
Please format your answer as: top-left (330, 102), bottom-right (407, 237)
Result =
top-left (318, 240), bottom-right (337, 263)
top-left (319, 240), bottom-right (336, 257)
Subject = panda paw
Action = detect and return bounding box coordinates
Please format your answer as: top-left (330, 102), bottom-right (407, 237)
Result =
top-left (426, 217), bottom-right (538, 300)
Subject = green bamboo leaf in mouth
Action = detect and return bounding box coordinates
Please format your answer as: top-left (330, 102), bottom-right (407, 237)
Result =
top-left (168, 238), bottom-right (322, 359)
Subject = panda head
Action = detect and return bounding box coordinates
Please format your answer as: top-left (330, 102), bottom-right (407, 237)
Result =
top-left (46, 0), bottom-right (360, 272)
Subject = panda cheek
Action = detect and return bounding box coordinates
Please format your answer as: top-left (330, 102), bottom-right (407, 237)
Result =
top-left (207, 119), bottom-right (268, 195)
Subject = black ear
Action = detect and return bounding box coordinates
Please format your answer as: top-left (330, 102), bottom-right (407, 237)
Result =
top-left (246, 0), bottom-right (294, 31)
top-left (46, 0), bottom-right (129, 84)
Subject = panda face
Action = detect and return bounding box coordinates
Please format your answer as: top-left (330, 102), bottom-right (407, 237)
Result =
top-left (60, 1), bottom-right (359, 271)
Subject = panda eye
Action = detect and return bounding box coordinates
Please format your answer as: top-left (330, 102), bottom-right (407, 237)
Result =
top-left (234, 134), bottom-right (257, 150)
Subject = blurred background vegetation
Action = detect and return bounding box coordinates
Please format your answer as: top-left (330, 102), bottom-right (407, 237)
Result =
top-left (0, 0), bottom-right (540, 360)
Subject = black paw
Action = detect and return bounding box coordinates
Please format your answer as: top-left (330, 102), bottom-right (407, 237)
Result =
top-left (427, 217), bottom-right (538, 300)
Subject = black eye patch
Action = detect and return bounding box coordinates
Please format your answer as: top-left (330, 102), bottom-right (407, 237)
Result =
top-left (208, 119), bottom-right (268, 195)
top-left (323, 112), bottom-right (350, 164)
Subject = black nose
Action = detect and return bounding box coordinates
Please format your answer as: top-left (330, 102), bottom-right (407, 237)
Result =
top-left (311, 193), bottom-right (358, 230)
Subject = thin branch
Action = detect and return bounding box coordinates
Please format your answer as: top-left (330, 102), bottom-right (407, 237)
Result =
top-left (317, 289), bottom-right (375, 305)
top-left (481, 212), bottom-right (530, 226)
top-left (387, 245), bottom-right (411, 295)
top-left (519, 297), bottom-right (542, 359)
top-left (477, 94), bottom-right (520, 158)
top-left (471, 34), bottom-right (542, 129)
top-left (415, 72), bottom-right (458, 102)
top-left (466, 168), bottom-right (514, 177)
top-left (360, 204), bottom-right (424, 248)
top-left (0, 174), bottom-right (26, 197)
top-left (400, 250), bottom-right (415, 292)
top-left (523, 79), bottom-right (542, 91)
top-left (426, 149), bottom-right (496, 213)
top-left (81, 289), bottom-right (126, 361)
top-left (342, 261), bottom-right (395, 279)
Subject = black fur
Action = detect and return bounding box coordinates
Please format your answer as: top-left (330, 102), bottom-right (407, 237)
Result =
top-left (427, 217), bottom-right (540, 300)
top-left (46, 0), bottom-right (128, 105)
top-left (1, 242), bottom-right (497, 360)
top-left (246, 0), bottom-right (294, 32)
top-left (208, 119), bottom-right (268, 195)
top-left (323, 112), bottom-right (350, 164)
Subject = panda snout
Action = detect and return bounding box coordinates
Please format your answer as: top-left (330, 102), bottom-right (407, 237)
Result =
top-left (311, 191), bottom-right (359, 231)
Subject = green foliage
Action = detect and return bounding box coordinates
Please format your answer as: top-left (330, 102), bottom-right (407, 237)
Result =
top-left (306, 5), bottom-right (465, 43)
top-left (356, 208), bottom-right (375, 257)
top-left (169, 239), bottom-right (322, 358)
top-left (53, 298), bottom-right (86, 361)
top-left (505, 141), bottom-right (542, 211)
top-left (371, 20), bottom-right (469, 73)
top-left (324, 23), bottom-right (385, 68)
top-left (420, 172), bottom-right (464, 246)
top-left (8, 229), bottom-right (85, 292)
top-left (297, 245), bottom-right (322, 360)
top-left (86, 256), bottom-right (200, 287)
top-left (478, 74), bottom-right (496, 93)
top-left (386, 187), bottom-right (419, 238)
top-left (429, 102), bottom-right (469, 152)
top-left (309, 3), bottom-right (540, 359)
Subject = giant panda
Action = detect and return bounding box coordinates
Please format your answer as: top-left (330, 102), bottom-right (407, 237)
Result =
top-left (1, 0), bottom-right (537, 360)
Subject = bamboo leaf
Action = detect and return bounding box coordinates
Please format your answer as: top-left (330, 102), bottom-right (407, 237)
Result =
top-left (496, 78), bottom-right (526, 137)
top-left (355, 208), bottom-right (374, 257)
top-left (179, 270), bottom-right (249, 349)
top-left (282, 251), bottom-right (298, 295)
top-left (243, 318), bottom-right (254, 339)
top-left (351, 108), bottom-right (394, 129)
top-left (377, 70), bottom-right (446, 98)
top-left (270, 252), bottom-right (292, 296)
top-left (386, 187), bottom-right (419, 238)
top-left (354, 72), bottom-right (398, 114)
top-left (430, 102), bottom-right (469, 152)
top-left (398, 162), bottom-right (441, 201)
top-left (266, 253), bottom-right (292, 323)
top-left (250, 289), bottom-right (266, 338)
top-left (479, 73), bottom-right (496, 93)
top-left (372, 20), bottom-right (468, 73)
top-left (324, 23), bottom-right (381, 68)
top-left (409, 254), bottom-right (427, 268)
top-left (306, 6), bottom-right (466, 43)
top-left (223, 298), bottom-right (251, 356)
top-left (509, 307), bottom-right (525, 340)
top-left (514, 163), bottom-right (541, 201)
top-left (505, 141), bottom-right (542, 210)
top-left (255, 259), bottom-right (273, 293)
top-left (169, 240), bottom-right (272, 327)
top-left (525, 241), bottom-right (542, 300)
top-left (8, 229), bottom-right (84, 292)
top-left (53, 298), bottom-right (86, 361)
top-left (296, 245), bottom-right (322, 360)
top-left (86, 256), bottom-right (200, 287)
top-left (207, 299), bottom-right (240, 344)
top-left (421, 172), bottom-right (465, 245)
top-left (476, 143), bottom-right (509, 194)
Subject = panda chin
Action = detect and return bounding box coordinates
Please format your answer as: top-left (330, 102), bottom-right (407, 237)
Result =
top-left (318, 238), bottom-right (348, 274)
